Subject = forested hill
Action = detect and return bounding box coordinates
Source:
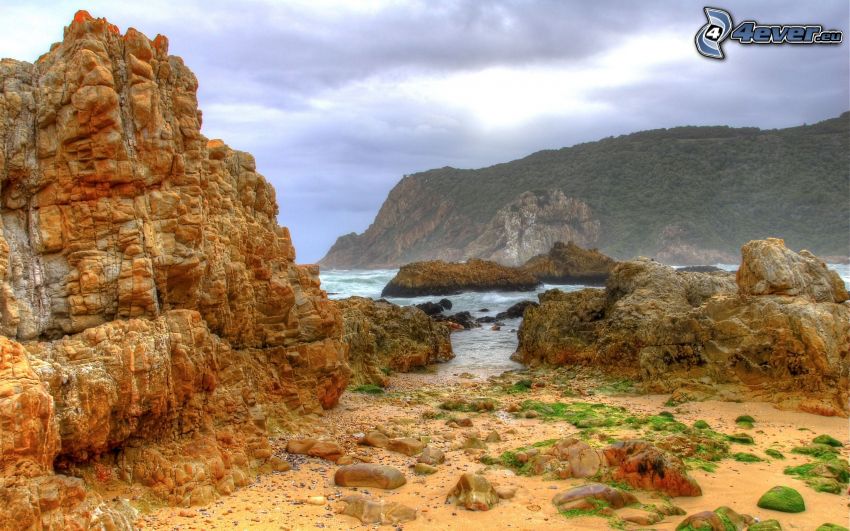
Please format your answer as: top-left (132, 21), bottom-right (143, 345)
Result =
top-left (320, 112), bottom-right (850, 268)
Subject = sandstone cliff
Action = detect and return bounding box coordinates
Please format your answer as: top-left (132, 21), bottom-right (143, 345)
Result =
top-left (336, 297), bottom-right (453, 387)
top-left (515, 238), bottom-right (849, 416)
top-left (0, 12), bottom-right (348, 529)
top-left (320, 115), bottom-right (849, 269)
top-left (381, 259), bottom-right (540, 297)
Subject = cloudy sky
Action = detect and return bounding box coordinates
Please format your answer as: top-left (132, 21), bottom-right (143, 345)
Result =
top-left (1, 1), bottom-right (848, 262)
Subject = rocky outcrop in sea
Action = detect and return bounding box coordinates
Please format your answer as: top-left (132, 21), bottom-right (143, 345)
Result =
top-left (515, 238), bottom-right (849, 415)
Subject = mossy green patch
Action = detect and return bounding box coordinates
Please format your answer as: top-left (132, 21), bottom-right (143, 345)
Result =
top-left (732, 452), bottom-right (762, 463)
top-left (765, 448), bottom-right (784, 459)
top-left (816, 524), bottom-right (849, 531)
top-left (812, 434), bottom-right (843, 448)
top-left (693, 420), bottom-right (711, 430)
top-left (791, 443), bottom-right (838, 459)
top-left (784, 458), bottom-right (849, 494)
top-left (506, 379), bottom-right (533, 394)
top-left (748, 520), bottom-right (782, 531)
top-left (519, 400), bottom-right (631, 428)
top-left (726, 433), bottom-right (754, 444)
top-left (351, 384), bottom-right (385, 394)
top-left (757, 486), bottom-right (806, 513)
top-left (686, 458), bottom-right (718, 473)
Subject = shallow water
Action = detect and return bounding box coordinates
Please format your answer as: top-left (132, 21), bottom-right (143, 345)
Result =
top-left (321, 263), bottom-right (850, 375)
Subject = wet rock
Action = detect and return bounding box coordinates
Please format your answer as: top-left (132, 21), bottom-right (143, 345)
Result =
top-left (381, 259), bottom-right (540, 297)
top-left (336, 495), bottom-right (416, 525)
top-left (446, 473), bottom-right (499, 511)
top-left (417, 446), bottom-right (446, 466)
top-left (495, 300), bottom-right (539, 320)
top-left (521, 241), bottom-right (617, 285)
top-left (674, 506), bottom-right (754, 530)
top-left (603, 440), bottom-right (702, 497)
top-left (551, 483), bottom-right (637, 510)
top-left (334, 464), bottom-right (406, 490)
top-left (337, 297), bottom-right (453, 387)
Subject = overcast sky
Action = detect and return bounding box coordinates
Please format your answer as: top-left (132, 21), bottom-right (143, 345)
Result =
top-left (1, 0), bottom-right (848, 262)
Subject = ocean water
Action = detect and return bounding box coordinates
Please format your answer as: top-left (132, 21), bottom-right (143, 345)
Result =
top-left (321, 263), bottom-right (850, 375)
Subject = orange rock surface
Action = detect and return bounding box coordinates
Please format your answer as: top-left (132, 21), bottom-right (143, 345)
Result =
top-left (0, 11), bottom-right (348, 528)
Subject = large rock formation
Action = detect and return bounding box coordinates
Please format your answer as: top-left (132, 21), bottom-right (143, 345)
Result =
top-left (381, 259), bottom-right (540, 297)
top-left (0, 11), bottom-right (348, 528)
top-left (463, 190), bottom-right (600, 266)
top-left (335, 296), bottom-right (453, 386)
top-left (516, 239), bottom-right (849, 415)
top-left (521, 240), bottom-right (616, 285)
top-left (320, 115), bottom-right (850, 269)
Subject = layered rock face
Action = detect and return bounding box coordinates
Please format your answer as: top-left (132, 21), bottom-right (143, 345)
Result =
top-left (381, 259), bottom-right (540, 297)
top-left (0, 12), bottom-right (348, 528)
top-left (335, 296), bottom-right (453, 386)
top-left (516, 239), bottom-right (849, 415)
top-left (521, 240), bottom-right (616, 285)
top-left (463, 190), bottom-right (600, 266)
top-left (320, 188), bottom-right (603, 269)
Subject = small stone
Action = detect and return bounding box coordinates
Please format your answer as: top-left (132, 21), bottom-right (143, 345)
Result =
top-left (446, 473), bottom-right (499, 511)
top-left (414, 463), bottom-right (437, 475)
top-left (336, 495), bottom-right (416, 525)
top-left (306, 496), bottom-right (327, 506)
top-left (494, 485), bottom-right (517, 499)
top-left (388, 437), bottom-right (425, 456)
top-left (484, 430), bottom-right (501, 443)
top-left (417, 446), bottom-right (446, 466)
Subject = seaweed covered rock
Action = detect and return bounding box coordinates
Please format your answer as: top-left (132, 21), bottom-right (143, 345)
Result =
top-left (381, 259), bottom-right (540, 297)
top-left (757, 486), bottom-right (806, 513)
top-left (516, 239), bottom-right (850, 414)
top-left (336, 296), bottom-right (453, 386)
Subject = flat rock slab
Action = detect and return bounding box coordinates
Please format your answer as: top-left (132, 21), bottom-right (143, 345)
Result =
top-left (337, 495), bottom-right (416, 525)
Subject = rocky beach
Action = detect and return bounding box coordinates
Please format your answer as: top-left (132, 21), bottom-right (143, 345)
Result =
top-left (0, 10), bottom-right (848, 531)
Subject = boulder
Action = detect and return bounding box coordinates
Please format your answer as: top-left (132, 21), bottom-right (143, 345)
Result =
top-left (521, 241), bottom-right (617, 285)
top-left (757, 486), bottom-right (805, 513)
top-left (286, 439), bottom-right (345, 462)
top-left (494, 300), bottom-right (539, 320)
top-left (336, 297), bottom-right (453, 386)
top-left (515, 240), bottom-right (850, 414)
top-left (737, 238), bottom-right (848, 302)
top-left (551, 483), bottom-right (637, 510)
top-left (381, 259), bottom-right (540, 297)
top-left (675, 506), bottom-right (754, 530)
top-left (334, 464), bottom-right (407, 490)
top-left (603, 440), bottom-right (702, 497)
top-left (546, 438), bottom-right (603, 478)
top-left (446, 473), bottom-right (500, 511)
